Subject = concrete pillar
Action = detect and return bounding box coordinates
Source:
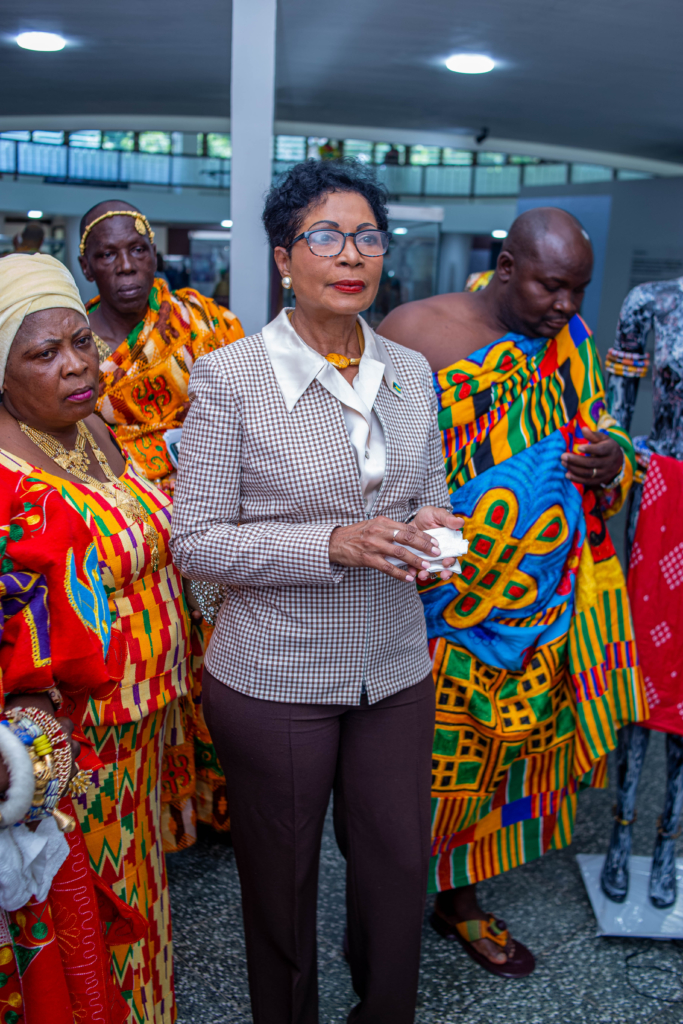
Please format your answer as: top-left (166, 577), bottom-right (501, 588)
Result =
top-left (229, 0), bottom-right (277, 336)
top-left (437, 233), bottom-right (473, 295)
top-left (65, 216), bottom-right (99, 303)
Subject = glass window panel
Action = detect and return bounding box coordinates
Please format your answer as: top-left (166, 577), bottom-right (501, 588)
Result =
top-left (31, 130), bottom-right (64, 146)
top-left (375, 143), bottom-right (406, 165)
top-left (476, 152), bottom-right (506, 165)
top-left (0, 130), bottom-right (31, 141)
top-left (69, 130), bottom-right (101, 149)
top-left (206, 133), bottom-right (232, 159)
top-left (617, 169), bottom-right (652, 180)
top-left (441, 148), bottom-right (473, 166)
top-left (508, 154), bottom-right (540, 164)
top-left (474, 165), bottom-right (521, 195)
top-left (523, 163), bottom-right (568, 187)
top-left (275, 136), bottom-right (306, 161)
top-left (102, 131), bottom-right (135, 151)
top-left (139, 131), bottom-right (172, 155)
top-left (409, 145), bottom-right (441, 165)
top-left (424, 165), bottom-right (472, 195)
top-left (570, 163), bottom-right (613, 183)
top-left (343, 139), bottom-right (374, 163)
top-left (375, 165), bottom-right (423, 194)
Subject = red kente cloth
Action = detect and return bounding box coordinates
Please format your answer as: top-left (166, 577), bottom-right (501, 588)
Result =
top-left (628, 453), bottom-right (683, 734)
top-left (0, 461), bottom-right (140, 1024)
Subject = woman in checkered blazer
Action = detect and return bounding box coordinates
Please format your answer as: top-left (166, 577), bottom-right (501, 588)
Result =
top-left (171, 161), bottom-right (463, 1024)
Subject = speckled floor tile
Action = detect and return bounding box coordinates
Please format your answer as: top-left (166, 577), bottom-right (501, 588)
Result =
top-left (168, 731), bottom-right (683, 1023)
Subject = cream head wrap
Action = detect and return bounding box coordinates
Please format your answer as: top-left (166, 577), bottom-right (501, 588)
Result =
top-left (0, 253), bottom-right (87, 389)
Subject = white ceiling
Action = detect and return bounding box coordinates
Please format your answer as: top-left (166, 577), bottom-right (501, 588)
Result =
top-left (1, 0), bottom-right (682, 162)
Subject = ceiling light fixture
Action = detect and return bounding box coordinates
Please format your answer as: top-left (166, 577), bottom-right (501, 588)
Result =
top-left (491, 229), bottom-right (508, 239)
top-left (27, 210), bottom-right (43, 219)
top-left (220, 219), bottom-right (233, 228)
top-left (16, 31), bottom-right (66, 51)
top-left (393, 227), bottom-right (408, 235)
top-left (446, 54), bottom-right (495, 75)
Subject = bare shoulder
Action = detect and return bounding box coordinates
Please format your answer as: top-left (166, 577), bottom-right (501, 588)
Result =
top-left (378, 292), bottom-right (482, 372)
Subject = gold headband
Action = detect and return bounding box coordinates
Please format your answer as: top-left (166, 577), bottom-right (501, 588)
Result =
top-left (79, 210), bottom-right (155, 256)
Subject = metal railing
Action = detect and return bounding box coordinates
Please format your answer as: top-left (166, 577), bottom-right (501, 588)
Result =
top-left (0, 140), bottom-right (231, 189)
top-left (0, 139), bottom-right (639, 197)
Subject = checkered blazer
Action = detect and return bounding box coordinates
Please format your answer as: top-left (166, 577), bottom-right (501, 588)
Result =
top-left (170, 327), bottom-right (451, 704)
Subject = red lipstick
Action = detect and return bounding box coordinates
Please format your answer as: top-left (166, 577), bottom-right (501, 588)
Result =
top-left (333, 279), bottom-right (365, 293)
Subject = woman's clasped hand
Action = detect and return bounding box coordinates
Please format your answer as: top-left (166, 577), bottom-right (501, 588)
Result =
top-left (329, 507), bottom-right (465, 581)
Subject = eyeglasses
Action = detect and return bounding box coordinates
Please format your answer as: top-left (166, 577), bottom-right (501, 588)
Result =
top-left (290, 228), bottom-right (390, 258)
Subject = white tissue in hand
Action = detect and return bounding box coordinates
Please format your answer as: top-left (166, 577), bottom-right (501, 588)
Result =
top-left (386, 526), bottom-right (469, 573)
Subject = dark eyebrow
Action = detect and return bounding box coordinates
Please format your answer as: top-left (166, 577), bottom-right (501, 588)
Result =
top-left (308, 220), bottom-right (340, 228)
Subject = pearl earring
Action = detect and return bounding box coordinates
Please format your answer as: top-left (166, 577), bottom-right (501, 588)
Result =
top-left (282, 275), bottom-right (292, 290)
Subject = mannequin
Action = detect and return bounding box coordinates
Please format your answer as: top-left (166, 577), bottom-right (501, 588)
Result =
top-left (603, 277), bottom-right (683, 907)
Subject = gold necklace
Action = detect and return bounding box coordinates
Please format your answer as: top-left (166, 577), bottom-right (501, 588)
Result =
top-left (92, 332), bottom-right (114, 364)
top-left (288, 313), bottom-right (365, 370)
top-left (19, 420), bottom-right (159, 572)
top-left (19, 421), bottom-right (91, 475)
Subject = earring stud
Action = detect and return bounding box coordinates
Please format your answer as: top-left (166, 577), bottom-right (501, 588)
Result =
top-left (282, 275), bottom-right (292, 290)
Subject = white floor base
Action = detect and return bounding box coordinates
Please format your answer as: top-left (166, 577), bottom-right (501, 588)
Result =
top-left (577, 853), bottom-right (683, 939)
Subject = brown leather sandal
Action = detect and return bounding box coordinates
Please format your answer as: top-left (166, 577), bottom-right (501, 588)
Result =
top-left (430, 910), bottom-right (535, 978)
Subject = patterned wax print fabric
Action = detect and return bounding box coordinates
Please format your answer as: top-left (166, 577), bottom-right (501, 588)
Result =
top-left (0, 450), bottom-right (191, 1023)
top-left (465, 269), bottom-right (494, 293)
top-left (90, 278), bottom-right (243, 494)
top-left (0, 461), bottom-right (134, 1024)
top-left (605, 277), bottom-right (683, 569)
top-left (627, 453), bottom-right (683, 735)
top-left (420, 315), bottom-right (648, 891)
top-left (90, 277), bottom-right (242, 851)
top-left (74, 710), bottom-right (173, 1024)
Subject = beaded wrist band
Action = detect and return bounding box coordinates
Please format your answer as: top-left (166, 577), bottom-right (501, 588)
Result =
top-left (604, 347), bottom-right (650, 379)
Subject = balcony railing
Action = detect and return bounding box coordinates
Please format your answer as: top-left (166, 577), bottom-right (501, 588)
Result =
top-left (0, 140), bottom-right (231, 190)
top-left (0, 138), bottom-right (646, 198)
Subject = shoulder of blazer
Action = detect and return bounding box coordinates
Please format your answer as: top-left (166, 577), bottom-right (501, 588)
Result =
top-left (372, 331), bottom-right (434, 398)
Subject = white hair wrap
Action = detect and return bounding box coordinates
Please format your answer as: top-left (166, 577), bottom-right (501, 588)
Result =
top-left (0, 253), bottom-right (87, 388)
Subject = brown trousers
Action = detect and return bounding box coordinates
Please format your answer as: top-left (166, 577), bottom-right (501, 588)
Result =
top-left (203, 669), bottom-right (435, 1024)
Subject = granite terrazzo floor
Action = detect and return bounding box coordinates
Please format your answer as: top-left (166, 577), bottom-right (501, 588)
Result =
top-left (167, 730), bottom-right (683, 1024)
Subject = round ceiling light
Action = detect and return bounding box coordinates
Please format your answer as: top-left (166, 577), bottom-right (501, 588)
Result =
top-left (27, 210), bottom-right (43, 219)
top-left (393, 227), bottom-right (408, 235)
top-left (220, 220), bottom-right (233, 228)
top-left (491, 229), bottom-right (508, 239)
top-left (16, 31), bottom-right (66, 51)
top-left (446, 54), bottom-right (495, 75)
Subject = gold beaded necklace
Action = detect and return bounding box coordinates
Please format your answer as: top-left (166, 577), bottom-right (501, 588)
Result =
top-left (19, 420), bottom-right (159, 572)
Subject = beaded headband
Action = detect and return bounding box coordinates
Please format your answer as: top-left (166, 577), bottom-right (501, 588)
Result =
top-left (79, 210), bottom-right (155, 256)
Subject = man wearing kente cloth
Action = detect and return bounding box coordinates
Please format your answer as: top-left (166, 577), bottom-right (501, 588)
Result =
top-left (380, 208), bottom-right (647, 977)
top-left (79, 200), bottom-right (244, 854)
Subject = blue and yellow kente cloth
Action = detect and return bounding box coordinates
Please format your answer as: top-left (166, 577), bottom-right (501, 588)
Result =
top-left (421, 314), bottom-right (648, 891)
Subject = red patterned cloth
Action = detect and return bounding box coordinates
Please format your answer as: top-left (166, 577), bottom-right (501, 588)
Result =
top-left (628, 453), bottom-right (683, 734)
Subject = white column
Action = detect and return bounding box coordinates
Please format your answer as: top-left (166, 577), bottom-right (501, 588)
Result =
top-left (229, 0), bottom-right (277, 336)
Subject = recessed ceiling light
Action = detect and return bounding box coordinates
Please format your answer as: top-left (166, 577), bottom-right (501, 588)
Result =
top-left (446, 54), bottom-right (495, 75)
top-left (393, 227), bottom-right (408, 235)
top-left (27, 210), bottom-right (43, 219)
top-left (220, 219), bottom-right (233, 228)
top-left (16, 31), bottom-right (66, 51)
top-left (491, 229), bottom-right (508, 239)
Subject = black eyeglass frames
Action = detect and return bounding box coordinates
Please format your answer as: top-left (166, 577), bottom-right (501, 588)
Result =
top-left (290, 228), bottom-right (390, 258)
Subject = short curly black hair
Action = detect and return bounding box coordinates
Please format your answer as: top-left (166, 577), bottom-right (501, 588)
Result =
top-left (262, 160), bottom-right (389, 250)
